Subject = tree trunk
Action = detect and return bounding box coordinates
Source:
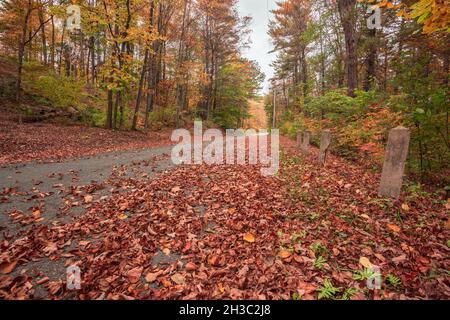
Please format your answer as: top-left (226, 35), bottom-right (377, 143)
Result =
top-left (364, 28), bottom-right (377, 91)
top-left (338, 0), bottom-right (358, 97)
top-left (16, 1), bottom-right (32, 102)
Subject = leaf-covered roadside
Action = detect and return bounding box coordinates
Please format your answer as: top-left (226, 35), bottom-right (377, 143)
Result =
top-left (0, 137), bottom-right (449, 300)
top-left (0, 118), bottom-right (173, 165)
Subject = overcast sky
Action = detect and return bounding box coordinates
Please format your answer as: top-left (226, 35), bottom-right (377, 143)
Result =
top-left (237, 0), bottom-right (277, 94)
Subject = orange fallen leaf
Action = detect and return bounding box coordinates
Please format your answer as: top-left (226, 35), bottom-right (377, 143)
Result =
top-left (401, 203), bottom-right (410, 212)
top-left (387, 223), bottom-right (401, 233)
top-left (0, 261), bottom-right (18, 274)
top-left (359, 256), bottom-right (372, 268)
top-left (243, 233), bottom-right (255, 243)
top-left (32, 209), bottom-right (41, 218)
top-left (185, 262), bottom-right (197, 271)
top-left (279, 249), bottom-right (292, 259)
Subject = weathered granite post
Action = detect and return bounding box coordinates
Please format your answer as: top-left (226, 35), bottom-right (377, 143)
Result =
top-left (319, 130), bottom-right (331, 166)
top-left (301, 131), bottom-right (311, 154)
top-left (379, 126), bottom-right (411, 198)
top-left (297, 132), bottom-right (302, 149)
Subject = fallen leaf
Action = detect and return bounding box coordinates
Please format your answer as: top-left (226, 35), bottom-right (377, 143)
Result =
top-left (145, 271), bottom-right (162, 283)
top-left (171, 273), bottom-right (185, 285)
top-left (359, 256), bottom-right (372, 268)
top-left (185, 262), bottom-right (197, 271)
top-left (84, 195), bottom-right (93, 203)
top-left (279, 249), bottom-right (292, 259)
top-left (387, 223), bottom-right (401, 233)
top-left (392, 254), bottom-right (407, 264)
top-left (401, 203), bottom-right (410, 212)
top-left (0, 261), bottom-right (18, 274)
top-left (127, 267), bottom-right (143, 283)
top-left (32, 209), bottom-right (41, 218)
top-left (243, 233), bottom-right (255, 243)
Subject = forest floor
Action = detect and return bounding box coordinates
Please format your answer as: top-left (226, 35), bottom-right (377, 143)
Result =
top-left (0, 127), bottom-right (449, 300)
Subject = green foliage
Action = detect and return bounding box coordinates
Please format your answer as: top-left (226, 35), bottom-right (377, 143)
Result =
top-left (213, 59), bottom-right (264, 129)
top-left (148, 106), bottom-right (177, 129)
top-left (386, 274), bottom-right (402, 288)
top-left (317, 279), bottom-right (340, 300)
top-left (353, 268), bottom-right (375, 281)
top-left (341, 287), bottom-right (358, 300)
top-left (23, 66), bottom-right (86, 110)
top-left (313, 255), bottom-right (327, 270)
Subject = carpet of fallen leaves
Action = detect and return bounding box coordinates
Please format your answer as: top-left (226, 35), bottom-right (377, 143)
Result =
top-left (0, 137), bottom-right (449, 300)
top-left (0, 118), bottom-right (173, 165)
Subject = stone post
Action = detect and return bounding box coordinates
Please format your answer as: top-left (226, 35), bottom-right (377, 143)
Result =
top-left (379, 127), bottom-right (411, 198)
top-left (301, 131), bottom-right (311, 154)
top-left (319, 130), bottom-right (331, 166)
top-left (297, 132), bottom-right (302, 149)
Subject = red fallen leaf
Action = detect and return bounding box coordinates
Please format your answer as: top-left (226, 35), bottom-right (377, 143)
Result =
top-left (293, 255), bottom-right (304, 264)
top-left (207, 255), bottom-right (220, 267)
top-left (43, 242), bottom-right (58, 255)
top-left (185, 262), bottom-right (197, 271)
top-left (47, 281), bottom-right (62, 295)
top-left (127, 267), bottom-right (143, 283)
top-left (36, 276), bottom-right (50, 285)
top-left (182, 242), bottom-right (191, 253)
top-left (0, 261), bottom-right (18, 274)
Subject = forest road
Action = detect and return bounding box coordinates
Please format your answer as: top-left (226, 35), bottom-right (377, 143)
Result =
top-left (0, 145), bottom-right (175, 237)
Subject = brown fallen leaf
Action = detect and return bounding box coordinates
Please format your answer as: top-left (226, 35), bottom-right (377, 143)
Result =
top-left (0, 261), bottom-right (18, 274)
top-left (401, 203), bottom-right (410, 212)
top-left (127, 266), bottom-right (143, 283)
top-left (392, 254), bottom-right (407, 264)
top-left (145, 270), bottom-right (162, 283)
top-left (84, 195), bottom-right (93, 203)
top-left (171, 273), bottom-right (185, 285)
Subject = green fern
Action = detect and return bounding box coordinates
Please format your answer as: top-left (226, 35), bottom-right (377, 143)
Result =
top-left (341, 287), bottom-right (358, 300)
top-left (317, 279), bottom-right (340, 300)
top-left (353, 268), bottom-right (375, 281)
top-left (292, 292), bottom-right (302, 300)
top-left (314, 255), bottom-right (327, 270)
top-left (386, 274), bottom-right (402, 287)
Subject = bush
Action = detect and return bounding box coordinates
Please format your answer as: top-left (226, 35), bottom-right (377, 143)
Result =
top-left (147, 106), bottom-right (176, 129)
top-left (22, 64), bottom-right (86, 110)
